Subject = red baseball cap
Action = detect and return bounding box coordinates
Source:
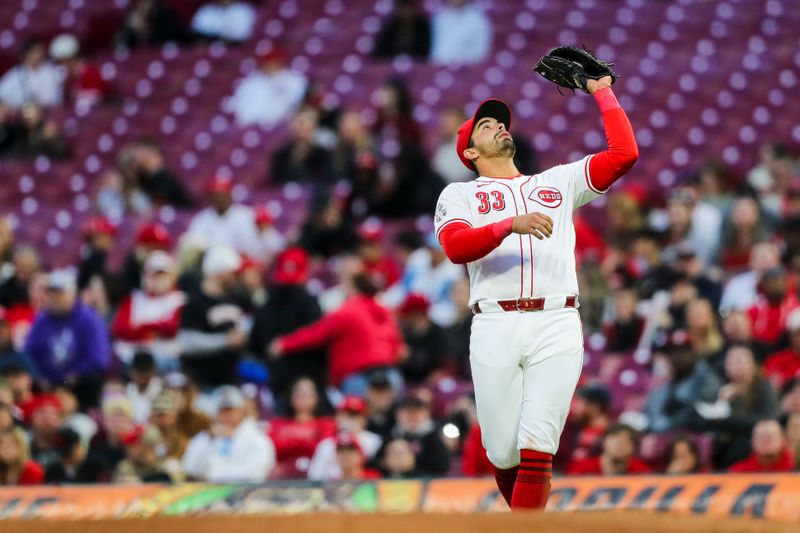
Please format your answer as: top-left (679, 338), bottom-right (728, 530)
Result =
top-left (273, 247), bottom-right (309, 285)
top-left (82, 217), bottom-right (117, 237)
top-left (337, 395), bottom-right (367, 414)
top-left (456, 99), bottom-right (512, 171)
top-left (335, 433), bottom-right (364, 455)
top-left (257, 47), bottom-right (286, 65)
top-left (136, 223), bottom-right (171, 249)
top-left (206, 175), bottom-right (234, 194)
top-left (357, 218), bottom-right (384, 242)
top-left (254, 206), bottom-right (274, 226)
top-left (398, 293), bottom-right (430, 316)
top-left (237, 255), bottom-right (263, 273)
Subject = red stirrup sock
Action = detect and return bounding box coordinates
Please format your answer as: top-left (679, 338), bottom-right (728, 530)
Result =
top-left (511, 449), bottom-right (553, 510)
top-left (493, 465), bottom-right (519, 506)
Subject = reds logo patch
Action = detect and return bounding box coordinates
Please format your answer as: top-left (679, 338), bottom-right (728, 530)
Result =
top-left (528, 186), bottom-right (563, 208)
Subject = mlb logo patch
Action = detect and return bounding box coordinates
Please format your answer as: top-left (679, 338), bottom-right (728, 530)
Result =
top-left (528, 186), bottom-right (563, 208)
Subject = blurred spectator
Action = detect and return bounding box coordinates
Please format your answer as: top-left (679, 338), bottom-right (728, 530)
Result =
top-left (605, 191), bottom-right (646, 250)
top-left (603, 288), bottom-right (644, 353)
top-left (269, 109), bottom-right (333, 184)
top-left (0, 245), bottom-right (40, 308)
top-left (307, 395), bottom-right (382, 481)
top-left (149, 391), bottom-right (188, 460)
top-left (25, 270), bottom-right (110, 409)
top-left (191, 0), bottom-right (256, 43)
top-left (298, 193), bottom-right (358, 259)
top-left (44, 427), bottom-right (108, 484)
top-left (695, 160), bottom-right (736, 214)
top-left (49, 33), bottom-right (112, 111)
top-left (364, 370), bottom-right (397, 441)
top-left (184, 176), bottom-right (259, 254)
top-left (628, 230), bottom-right (676, 299)
top-left (271, 272), bottom-right (403, 396)
top-left (700, 344), bottom-right (779, 469)
top-left (112, 252), bottom-right (185, 369)
top-left (28, 395), bottom-right (64, 468)
top-left (747, 266), bottom-right (798, 349)
top-left (250, 247), bottom-right (327, 398)
top-left (461, 424), bottom-right (492, 477)
top-left (268, 377), bottom-right (336, 473)
top-left (334, 433), bottom-right (380, 480)
top-left (764, 309), bottom-right (800, 389)
top-left (178, 246), bottom-right (249, 388)
top-left (163, 372), bottom-right (211, 440)
top-left (665, 435), bottom-right (705, 474)
top-left (391, 395), bottom-right (450, 476)
top-left (126, 352), bottom-right (162, 424)
top-left (333, 111), bottom-right (381, 218)
top-left (385, 233), bottom-right (465, 327)
top-left (2, 362), bottom-right (33, 420)
top-left (728, 419), bottom-right (795, 473)
top-left (238, 256), bottom-right (266, 309)
top-left (229, 48), bottom-right (307, 126)
top-left (0, 39), bottom-right (62, 109)
top-left (4, 102), bottom-right (70, 159)
top-left (252, 205), bottom-right (286, 265)
top-left (372, 0), bottom-right (431, 60)
top-left (672, 246), bottom-right (723, 309)
top-left (430, 0), bottom-right (491, 66)
top-left (379, 437), bottom-right (419, 478)
top-left (85, 394), bottom-right (136, 480)
top-left (719, 196), bottom-right (773, 272)
top-left (0, 402), bottom-right (13, 433)
top-left (432, 106), bottom-right (472, 183)
top-left (114, 424), bottom-right (173, 483)
top-left (559, 384), bottom-right (611, 468)
top-left (357, 220), bottom-right (402, 291)
top-left (747, 142), bottom-right (798, 217)
top-left (663, 187), bottom-right (722, 267)
top-left (116, 0), bottom-right (187, 50)
top-left (0, 309), bottom-right (33, 376)
top-left (0, 427), bottom-right (44, 485)
top-left (783, 412), bottom-right (800, 461)
top-left (0, 215), bottom-right (12, 266)
top-left (442, 277), bottom-right (472, 379)
top-left (77, 216), bottom-right (117, 292)
top-left (130, 137), bottom-right (194, 209)
top-left (396, 293), bottom-right (449, 383)
top-left (53, 385), bottom-right (97, 448)
top-left (644, 330), bottom-right (721, 433)
top-left (686, 299), bottom-right (725, 364)
top-left (183, 386), bottom-right (276, 482)
top-left (780, 377), bottom-right (800, 417)
top-left (566, 423), bottom-right (651, 475)
top-left (119, 222), bottom-right (172, 296)
top-left (720, 242), bottom-right (781, 313)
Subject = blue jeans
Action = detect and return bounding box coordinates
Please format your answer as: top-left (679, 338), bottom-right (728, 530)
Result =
top-left (339, 367), bottom-right (404, 398)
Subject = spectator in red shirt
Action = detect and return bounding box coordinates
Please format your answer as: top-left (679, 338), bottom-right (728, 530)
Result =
top-left (270, 272), bottom-right (404, 396)
top-left (0, 427), bottom-right (44, 485)
top-left (764, 309), bottom-right (800, 389)
top-left (747, 267), bottom-right (799, 349)
top-left (559, 384), bottom-right (611, 470)
top-left (334, 433), bottom-right (380, 480)
top-left (357, 220), bottom-right (402, 291)
top-left (268, 377), bottom-right (336, 477)
top-left (566, 423), bottom-right (652, 475)
top-left (49, 34), bottom-right (112, 111)
top-left (728, 419), bottom-right (795, 473)
top-left (665, 435), bottom-right (706, 474)
top-left (461, 424), bottom-right (493, 477)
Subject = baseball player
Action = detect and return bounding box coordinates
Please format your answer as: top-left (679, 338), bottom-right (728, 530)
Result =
top-left (434, 57), bottom-right (638, 509)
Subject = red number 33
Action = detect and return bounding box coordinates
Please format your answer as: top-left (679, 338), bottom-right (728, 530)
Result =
top-left (475, 191), bottom-right (506, 214)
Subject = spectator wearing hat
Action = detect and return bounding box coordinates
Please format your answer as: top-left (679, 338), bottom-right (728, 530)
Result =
top-left (184, 175), bottom-right (260, 255)
top-left (391, 394), bottom-right (450, 476)
top-left (269, 108), bottom-right (333, 185)
top-left (0, 39), bottom-right (62, 109)
top-left (372, 0), bottom-right (430, 60)
top-left (0, 245), bottom-right (41, 309)
top-left (728, 419), bottom-right (795, 473)
top-left (44, 427), bottom-right (108, 484)
top-left (27, 394), bottom-right (64, 468)
top-left (114, 424), bottom-right (173, 483)
top-left (183, 385), bottom-right (275, 482)
top-left (253, 205), bottom-right (286, 266)
top-left (365, 370), bottom-right (397, 441)
top-left (162, 372), bottom-right (211, 440)
top-left (396, 293), bottom-right (449, 383)
top-left (25, 270), bottom-right (111, 409)
top-left (557, 384), bottom-right (611, 471)
top-left (112, 252), bottom-right (185, 370)
top-left (267, 377), bottom-right (335, 477)
top-left (250, 247), bottom-right (326, 398)
top-left (672, 245), bottom-right (723, 310)
top-left (747, 266), bottom-right (799, 350)
top-left (700, 344), bottom-right (779, 469)
top-left (357, 220), bottom-right (402, 291)
top-left (643, 330), bottom-right (721, 433)
top-left (430, 0), bottom-right (491, 66)
top-left (124, 352), bottom-right (162, 424)
top-left (49, 33), bottom-right (111, 110)
top-left (191, 0), bottom-right (256, 43)
top-left (307, 395), bottom-right (382, 481)
top-left (566, 423), bottom-right (651, 475)
top-left (765, 309), bottom-right (800, 389)
top-left (0, 427), bottom-right (44, 485)
top-left (0, 308), bottom-right (34, 377)
top-left (77, 217), bottom-right (117, 292)
top-left (129, 137), bottom-right (194, 209)
top-left (178, 246), bottom-right (249, 388)
top-left (270, 272), bottom-right (403, 397)
top-left (229, 47), bottom-right (307, 126)
top-left (149, 390), bottom-right (188, 460)
top-left (334, 433), bottom-right (381, 480)
top-left (118, 222), bottom-right (173, 297)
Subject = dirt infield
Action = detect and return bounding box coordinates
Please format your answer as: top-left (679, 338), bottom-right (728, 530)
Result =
top-left (2, 512), bottom-right (794, 533)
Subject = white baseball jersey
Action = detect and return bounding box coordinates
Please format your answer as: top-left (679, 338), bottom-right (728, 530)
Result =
top-left (434, 155), bottom-right (604, 306)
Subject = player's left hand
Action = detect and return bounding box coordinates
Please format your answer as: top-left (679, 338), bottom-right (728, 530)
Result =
top-left (586, 76), bottom-right (613, 94)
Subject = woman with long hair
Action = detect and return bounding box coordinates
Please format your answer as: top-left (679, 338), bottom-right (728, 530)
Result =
top-left (0, 427), bottom-right (44, 485)
top-left (686, 298), bottom-right (726, 372)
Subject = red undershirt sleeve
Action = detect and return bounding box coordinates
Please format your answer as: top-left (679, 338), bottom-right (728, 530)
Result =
top-left (587, 87), bottom-right (639, 191)
top-left (438, 217), bottom-right (513, 264)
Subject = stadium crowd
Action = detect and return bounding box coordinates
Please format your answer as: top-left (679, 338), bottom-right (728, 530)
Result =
top-left (1, 0), bottom-right (800, 486)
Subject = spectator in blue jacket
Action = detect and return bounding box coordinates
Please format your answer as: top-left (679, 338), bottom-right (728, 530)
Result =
top-left (24, 270), bottom-right (110, 409)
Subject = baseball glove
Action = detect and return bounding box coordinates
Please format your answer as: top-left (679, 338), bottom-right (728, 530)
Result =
top-left (533, 46), bottom-right (618, 94)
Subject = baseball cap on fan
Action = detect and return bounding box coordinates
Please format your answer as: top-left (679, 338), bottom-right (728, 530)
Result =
top-left (456, 99), bottom-right (512, 171)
